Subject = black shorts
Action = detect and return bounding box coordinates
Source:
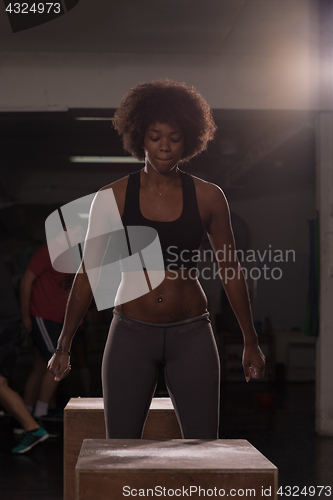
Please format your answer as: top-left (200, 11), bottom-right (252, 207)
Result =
top-left (0, 321), bottom-right (25, 380)
top-left (30, 316), bottom-right (62, 362)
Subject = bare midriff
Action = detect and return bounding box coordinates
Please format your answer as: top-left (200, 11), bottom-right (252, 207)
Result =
top-left (114, 269), bottom-right (208, 323)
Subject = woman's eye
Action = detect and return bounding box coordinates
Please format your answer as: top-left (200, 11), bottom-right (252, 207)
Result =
top-left (150, 137), bottom-right (159, 142)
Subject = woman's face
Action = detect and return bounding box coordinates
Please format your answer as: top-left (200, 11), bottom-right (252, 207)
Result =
top-left (143, 121), bottom-right (184, 173)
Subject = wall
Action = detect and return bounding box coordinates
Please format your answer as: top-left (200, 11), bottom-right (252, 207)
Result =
top-left (230, 189), bottom-right (316, 332)
top-left (0, 48), bottom-right (319, 112)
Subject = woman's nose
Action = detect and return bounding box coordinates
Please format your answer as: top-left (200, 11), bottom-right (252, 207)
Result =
top-left (159, 139), bottom-right (170, 151)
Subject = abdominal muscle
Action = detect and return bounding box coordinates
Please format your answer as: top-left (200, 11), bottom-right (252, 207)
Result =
top-left (114, 269), bottom-right (208, 323)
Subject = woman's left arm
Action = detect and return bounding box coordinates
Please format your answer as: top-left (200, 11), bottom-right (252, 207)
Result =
top-left (205, 183), bottom-right (266, 382)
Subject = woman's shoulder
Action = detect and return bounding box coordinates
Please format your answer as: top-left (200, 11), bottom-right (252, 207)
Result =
top-left (98, 173), bottom-right (133, 218)
top-left (190, 173), bottom-right (227, 205)
top-left (99, 174), bottom-right (130, 194)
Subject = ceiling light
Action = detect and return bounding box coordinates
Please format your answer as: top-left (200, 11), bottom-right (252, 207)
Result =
top-left (70, 156), bottom-right (143, 163)
top-left (75, 117), bottom-right (115, 121)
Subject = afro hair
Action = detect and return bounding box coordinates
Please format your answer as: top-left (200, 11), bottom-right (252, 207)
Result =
top-left (113, 79), bottom-right (217, 163)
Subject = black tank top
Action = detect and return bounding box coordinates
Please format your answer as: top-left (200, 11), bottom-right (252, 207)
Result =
top-left (121, 169), bottom-right (205, 270)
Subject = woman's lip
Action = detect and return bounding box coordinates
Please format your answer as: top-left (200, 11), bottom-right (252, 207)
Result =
top-left (156, 157), bottom-right (172, 161)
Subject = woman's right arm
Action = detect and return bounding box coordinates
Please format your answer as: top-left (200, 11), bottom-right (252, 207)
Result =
top-left (47, 271), bottom-right (93, 381)
top-left (47, 185), bottom-right (121, 381)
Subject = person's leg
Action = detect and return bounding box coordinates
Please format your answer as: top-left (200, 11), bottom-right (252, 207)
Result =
top-left (0, 322), bottom-right (49, 453)
top-left (164, 314), bottom-right (220, 439)
top-left (23, 347), bottom-right (46, 409)
top-left (35, 370), bottom-right (59, 407)
top-left (0, 322), bottom-right (40, 431)
top-left (102, 311), bottom-right (163, 438)
top-left (0, 375), bottom-right (50, 454)
top-left (0, 375), bottom-right (39, 432)
top-left (25, 317), bottom-right (62, 416)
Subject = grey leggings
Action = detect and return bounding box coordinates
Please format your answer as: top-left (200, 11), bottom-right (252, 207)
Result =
top-left (101, 310), bottom-right (220, 439)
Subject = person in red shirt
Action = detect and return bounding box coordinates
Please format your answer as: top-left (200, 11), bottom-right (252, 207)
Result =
top-left (20, 222), bottom-right (83, 418)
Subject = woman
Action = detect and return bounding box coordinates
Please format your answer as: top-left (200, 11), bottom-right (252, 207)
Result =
top-left (47, 80), bottom-right (266, 439)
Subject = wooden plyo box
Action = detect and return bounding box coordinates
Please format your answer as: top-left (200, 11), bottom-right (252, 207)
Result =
top-left (64, 397), bottom-right (181, 500)
top-left (76, 439), bottom-right (278, 500)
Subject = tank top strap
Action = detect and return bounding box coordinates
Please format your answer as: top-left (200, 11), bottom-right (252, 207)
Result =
top-left (122, 170), bottom-right (142, 224)
top-left (179, 169), bottom-right (200, 221)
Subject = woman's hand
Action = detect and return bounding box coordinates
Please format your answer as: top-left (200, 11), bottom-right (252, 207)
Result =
top-left (47, 351), bottom-right (71, 382)
top-left (242, 342), bottom-right (266, 382)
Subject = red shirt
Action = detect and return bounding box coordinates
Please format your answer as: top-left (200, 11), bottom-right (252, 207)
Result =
top-left (28, 242), bottom-right (72, 323)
